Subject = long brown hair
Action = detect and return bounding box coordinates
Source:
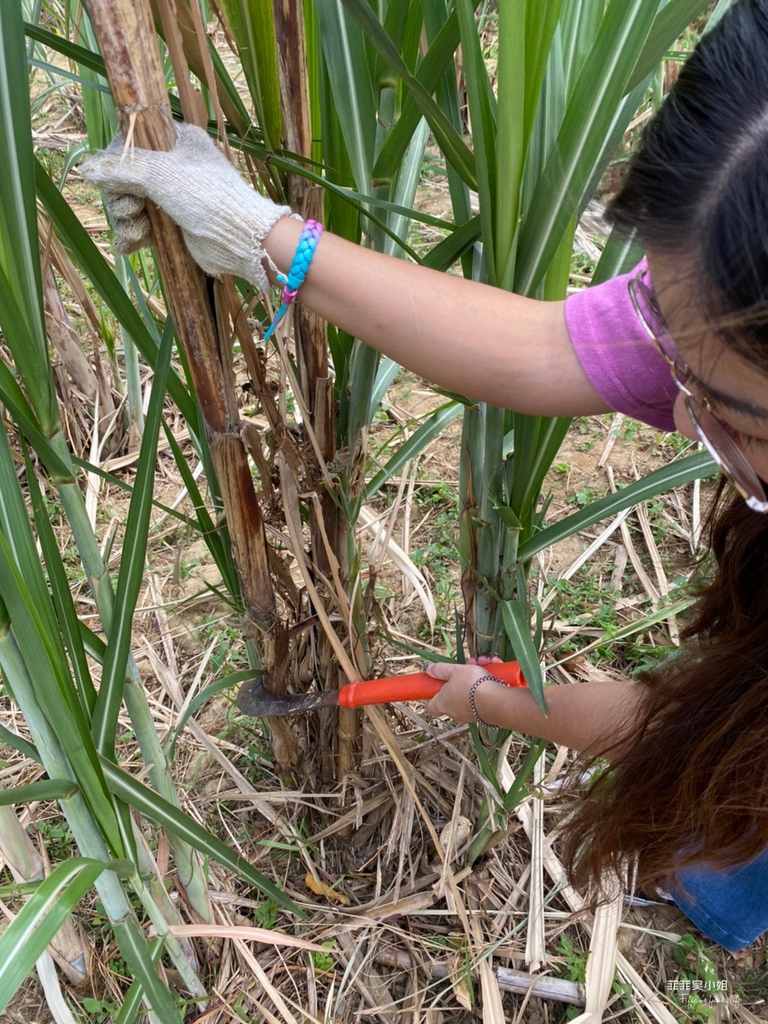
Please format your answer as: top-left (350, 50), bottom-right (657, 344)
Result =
top-left (561, 0), bottom-right (768, 894)
top-left (562, 481), bottom-right (768, 893)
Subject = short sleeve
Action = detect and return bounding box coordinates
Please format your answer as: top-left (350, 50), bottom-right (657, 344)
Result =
top-left (565, 260), bottom-right (677, 431)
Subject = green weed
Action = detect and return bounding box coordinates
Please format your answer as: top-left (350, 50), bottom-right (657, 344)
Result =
top-left (310, 941), bottom-right (335, 974)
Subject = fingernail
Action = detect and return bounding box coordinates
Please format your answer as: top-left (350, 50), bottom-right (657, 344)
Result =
top-left (423, 662), bottom-right (431, 672)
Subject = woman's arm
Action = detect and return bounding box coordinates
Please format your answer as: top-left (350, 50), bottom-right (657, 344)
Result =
top-left (423, 660), bottom-right (648, 757)
top-left (264, 217), bottom-right (613, 418)
top-left (80, 126), bottom-right (613, 419)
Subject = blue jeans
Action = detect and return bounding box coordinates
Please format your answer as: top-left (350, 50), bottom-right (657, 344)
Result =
top-left (670, 848), bottom-right (768, 951)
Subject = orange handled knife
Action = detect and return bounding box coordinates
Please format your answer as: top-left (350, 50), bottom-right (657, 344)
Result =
top-left (237, 661), bottom-right (526, 717)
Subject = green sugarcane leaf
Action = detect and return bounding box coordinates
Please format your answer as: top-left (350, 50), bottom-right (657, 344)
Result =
top-left (365, 402), bottom-right (463, 501)
top-left (0, 780), bottom-right (78, 806)
top-left (113, 917), bottom-right (182, 1023)
top-left (25, 451), bottom-right (97, 717)
top-left (340, 0), bottom-right (477, 190)
top-left (0, 428), bottom-right (71, 642)
top-left (27, 56), bottom-right (110, 95)
top-left (422, 214), bottom-right (482, 272)
top-left (522, 0), bottom-right (565, 148)
top-left (334, 188), bottom-right (459, 230)
top-left (71, 453), bottom-right (204, 531)
top-left (385, 1), bottom-right (474, 273)
top-left (115, 936), bottom-right (165, 1024)
top-left (0, 430), bottom-right (123, 853)
top-left (24, 21), bottom-right (107, 76)
top-left (501, 599), bottom-right (546, 714)
top-left (421, 1), bottom-right (474, 278)
top-left (0, 724), bottom-right (40, 764)
top-left (0, 858), bottom-right (107, 1016)
top-left (511, 415), bottom-right (572, 523)
top-left (493, 503), bottom-right (522, 530)
top-left (382, 117), bottom-right (430, 258)
top-left (161, 421), bottom-right (237, 594)
top-left (557, 0), bottom-right (603, 100)
top-left (592, 223), bottom-right (644, 285)
top-left (552, 596), bottom-right (696, 668)
top-left (92, 317), bottom-right (173, 758)
top-left (519, 450), bottom-right (717, 561)
top-left (516, 1), bottom-right (659, 295)
top-left (0, 362), bottom-right (71, 482)
top-left (372, 10), bottom-right (460, 181)
top-left (455, 0), bottom-right (498, 281)
top-left (369, 358), bottom-right (401, 421)
top-left (0, 544), bottom-right (124, 855)
top-left (102, 761), bottom-right (303, 917)
top-left (316, 0), bottom-right (376, 196)
top-left (217, 0), bottom-right (284, 158)
top-left (165, 669), bottom-right (254, 761)
top-left (469, 726), bottom-right (504, 799)
top-left (501, 737), bottom-right (547, 813)
top-left (73, 13), bottom-right (116, 152)
top-left (627, 0), bottom-right (713, 92)
top-left (497, 3), bottom-right (527, 267)
top-left (0, 4), bottom-right (59, 434)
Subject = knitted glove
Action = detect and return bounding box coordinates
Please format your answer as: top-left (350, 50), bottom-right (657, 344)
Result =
top-left (81, 123), bottom-right (293, 291)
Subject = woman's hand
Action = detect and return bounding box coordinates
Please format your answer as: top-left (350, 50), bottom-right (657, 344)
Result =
top-left (424, 655), bottom-right (506, 725)
top-left (426, 657), bottom-right (648, 756)
top-left (81, 123), bottom-right (293, 289)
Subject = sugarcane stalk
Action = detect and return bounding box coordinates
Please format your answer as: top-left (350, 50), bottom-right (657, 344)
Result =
top-left (115, 257), bottom-right (145, 437)
top-left (0, 804), bottom-right (43, 882)
top-left (273, 0), bottom-right (364, 778)
top-left (85, 0), bottom-right (277, 633)
top-left (51, 442), bottom-right (211, 921)
top-left (0, 802), bottom-right (86, 984)
top-left (85, 0), bottom-right (298, 780)
top-left (0, 620), bottom-right (207, 1001)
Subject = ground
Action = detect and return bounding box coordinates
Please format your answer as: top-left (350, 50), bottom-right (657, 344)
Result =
top-left (4, 369), bottom-right (767, 1023)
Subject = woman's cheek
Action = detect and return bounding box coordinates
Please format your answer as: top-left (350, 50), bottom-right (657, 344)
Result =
top-left (671, 391), bottom-right (768, 483)
top-left (742, 447), bottom-right (768, 486)
top-left (672, 392), bottom-right (699, 441)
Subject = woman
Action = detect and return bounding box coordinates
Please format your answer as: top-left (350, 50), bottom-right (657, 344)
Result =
top-left (82, 0), bottom-right (768, 952)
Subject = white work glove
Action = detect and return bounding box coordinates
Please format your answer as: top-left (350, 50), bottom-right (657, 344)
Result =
top-left (81, 122), bottom-right (293, 291)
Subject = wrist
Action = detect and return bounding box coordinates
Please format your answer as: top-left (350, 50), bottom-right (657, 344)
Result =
top-left (263, 215), bottom-right (306, 285)
top-left (263, 220), bottom-right (324, 340)
top-left (468, 674), bottom-right (502, 727)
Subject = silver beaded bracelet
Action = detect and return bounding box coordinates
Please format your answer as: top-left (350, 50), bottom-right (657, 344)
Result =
top-left (467, 674), bottom-right (499, 727)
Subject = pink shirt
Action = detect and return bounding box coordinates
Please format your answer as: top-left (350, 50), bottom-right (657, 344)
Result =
top-left (564, 261), bottom-right (677, 431)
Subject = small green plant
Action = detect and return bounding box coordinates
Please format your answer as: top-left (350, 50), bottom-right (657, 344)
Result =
top-left (252, 897), bottom-right (279, 931)
top-left (569, 485), bottom-right (599, 507)
top-left (310, 941), bottom-right (335, 974)
top-left (555, 933), bottom-right (588, 1021)
top-left (78, 996), bottom-right (120, 1023)
top-left (555, 933), bottom-right (587, 984)
top-left (664, 932), bottom-right (729, 1023)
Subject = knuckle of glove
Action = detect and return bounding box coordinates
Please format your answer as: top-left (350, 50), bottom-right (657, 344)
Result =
top-left (113, 214), bottom-right (152, 254)
top-left (108, 194), bottom-right (146, 219)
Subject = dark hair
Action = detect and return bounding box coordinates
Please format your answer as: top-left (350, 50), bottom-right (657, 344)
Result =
top-left (560, 0), bottom-right (768, 896)
top-left (611, 0), bottom-right (768, 365)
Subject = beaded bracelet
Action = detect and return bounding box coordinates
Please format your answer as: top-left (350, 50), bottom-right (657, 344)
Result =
top-left (263, 218), bottom-right (324, 341)
top-left (467, 674), bottom-right (499, 727)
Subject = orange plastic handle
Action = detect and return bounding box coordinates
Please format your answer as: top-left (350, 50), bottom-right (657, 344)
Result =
top-left (337, 661), bottom-right (526, 708)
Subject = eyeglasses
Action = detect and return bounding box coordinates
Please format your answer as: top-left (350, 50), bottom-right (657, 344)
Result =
top-left (628, 269), bottom-right (768, 513)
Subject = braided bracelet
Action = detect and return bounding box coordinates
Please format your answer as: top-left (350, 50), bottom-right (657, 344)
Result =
top-left (263, 218), bottom-right (324, 340)
top-left (468, 674), bottom-right (500, 727)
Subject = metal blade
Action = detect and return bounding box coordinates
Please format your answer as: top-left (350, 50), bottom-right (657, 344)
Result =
top-left (237, 675), bottom-right (340, 717)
